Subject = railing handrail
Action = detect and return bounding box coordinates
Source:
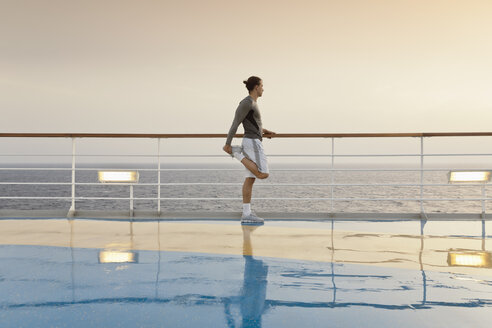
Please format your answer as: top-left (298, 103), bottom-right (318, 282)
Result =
top-left (2, 132), bottom-right (492, 138)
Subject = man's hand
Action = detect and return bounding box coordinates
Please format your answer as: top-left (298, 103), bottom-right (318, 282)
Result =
top-left (263, 128), bottom-right (276, 139)
top-left (223, 144), bottom-right (232, 154)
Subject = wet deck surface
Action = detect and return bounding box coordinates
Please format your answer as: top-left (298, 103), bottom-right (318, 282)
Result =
top-left (1, 219), bottom-right (492, 327)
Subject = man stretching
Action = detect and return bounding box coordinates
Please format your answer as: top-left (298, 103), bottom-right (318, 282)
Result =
top-left (223, 76), bottom-right (275, 225)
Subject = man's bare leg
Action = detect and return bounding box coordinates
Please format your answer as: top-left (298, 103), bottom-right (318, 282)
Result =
top-left (241, 176), bottom-right (264, 224)
top-left (243, 177), bottom-right (255, 203)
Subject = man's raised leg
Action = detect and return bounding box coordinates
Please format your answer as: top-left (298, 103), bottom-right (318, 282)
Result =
top-left (240, 158), bottom-right (269, 180)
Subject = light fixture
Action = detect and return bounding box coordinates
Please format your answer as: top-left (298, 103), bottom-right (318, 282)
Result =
top-left (98, 251), bottom-right (138, 263)
top-left (98, 170), bottom-right (139, 216)
top-left (98, 170), bottom-right (139, 183)
top-left (448, 171), bottom-right (491, 183)
top-left (447, 251), bottom-right (492, 268)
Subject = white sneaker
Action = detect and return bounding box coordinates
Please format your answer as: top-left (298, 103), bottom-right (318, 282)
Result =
top-left (241, 212), bottom-right (264, 225)
top-left (230, 145), bottom-right (242, 158)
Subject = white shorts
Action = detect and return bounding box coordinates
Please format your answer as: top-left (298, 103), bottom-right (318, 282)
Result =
top-left (242, 138), bottom-right (269, 178)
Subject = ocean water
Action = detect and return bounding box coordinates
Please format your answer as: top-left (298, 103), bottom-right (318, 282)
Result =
top-left (1, 163), bottom-right (491, 214)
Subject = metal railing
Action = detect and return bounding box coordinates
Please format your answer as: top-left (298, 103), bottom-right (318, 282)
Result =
top-left (1, 132), bottom-right (492, 220)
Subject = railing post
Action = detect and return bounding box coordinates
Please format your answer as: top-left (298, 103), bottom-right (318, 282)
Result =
top-left (68, 137), bottom-right (76, 217)
top-left (330, 137), bottom-right (335, 215)
top-left (157, 138), bottom-right (161, 215)
top-left (482, 219), bottom-right (486, 251)
top-left (420, 137), bottom-right (424, 216)
top-left (481, 184), bottom-right (486, 220)
top-left (130, 184), bottom-right (134, 217)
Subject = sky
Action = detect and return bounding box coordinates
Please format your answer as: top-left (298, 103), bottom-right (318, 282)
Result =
top-left (1, 0), bottom-right (492, 163)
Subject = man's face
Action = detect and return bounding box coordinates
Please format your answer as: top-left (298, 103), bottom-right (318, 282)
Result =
top-left (255, 81), bottom-right (264, 97)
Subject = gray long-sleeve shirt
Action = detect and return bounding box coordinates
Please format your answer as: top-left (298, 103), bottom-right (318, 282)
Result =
top-left (226, 95), bottom-right (263, 145)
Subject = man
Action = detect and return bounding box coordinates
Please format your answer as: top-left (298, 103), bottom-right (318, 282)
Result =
top-left (223, 76), bottom-right (275, 225)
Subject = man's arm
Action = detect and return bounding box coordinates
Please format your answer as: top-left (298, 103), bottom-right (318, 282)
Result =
top-left (225, 101), bottom-right (251, 146)
top-left (262, 128), bottom-right (276, 138)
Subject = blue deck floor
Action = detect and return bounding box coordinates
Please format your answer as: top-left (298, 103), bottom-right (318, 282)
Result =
top-left (1, 219), bottom-right (492, 327)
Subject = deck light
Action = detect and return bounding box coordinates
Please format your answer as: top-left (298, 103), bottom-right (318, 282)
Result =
top-left (98, 170), bottom-right (139, 216)
top-left (448, 171), bottom-right (490, 183)
top-left (98, 251), bottom-right (138, 263)
top-left (447, 251), bottom-right (492, 268)
top-left (98, 170), bottom-right (139, 183)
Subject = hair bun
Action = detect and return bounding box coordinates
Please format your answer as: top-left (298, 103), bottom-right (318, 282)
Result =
top-left (243, 80), bottom-right (247, 84)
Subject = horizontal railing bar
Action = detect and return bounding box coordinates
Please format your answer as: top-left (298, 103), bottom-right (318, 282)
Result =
top-left (0, 168), bottom-right (243, 172)
top-left (1, 196), bottom-right (492, 201)
top-left (155, 168), bottom-right (490, 172)
top-left (2, 132), bottom-right (492, 138)
top-left (0, 168), bottom-right (74, 171)
top-left (0, 182), bottom-right (159, 185)
top-left (0, 154), bottom-right (331, 158)
top-left (2, 153), bottom-right (492, 158)
top-left (265, 168), bottom-right (490, 172)
top-left (178, 197), bottom-right (483, 201)
top-left (0, 154), bottom-right (160, 157)
top-left (0, 182), bottom-right (73, 185)
top-left (1, 182), bottom-right (491, 187)
top-left (0, 197), bottom-right (73, 199)
top-left (331, 154), bottom-right (492, 157)
top-left (0, 167), bottom-right (488, 172)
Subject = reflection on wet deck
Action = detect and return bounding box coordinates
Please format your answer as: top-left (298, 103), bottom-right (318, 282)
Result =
top-left (1, 219), bottom-right (492, 327)
top-left (1, 219), bottom-right (491, 275)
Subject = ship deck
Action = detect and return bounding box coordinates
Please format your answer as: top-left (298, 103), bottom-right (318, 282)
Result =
top-left (1, 218), bottom-right (492, 327)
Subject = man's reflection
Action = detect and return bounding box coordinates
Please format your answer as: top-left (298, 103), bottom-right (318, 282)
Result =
top-left (240, 225), bottom-right (268, 328)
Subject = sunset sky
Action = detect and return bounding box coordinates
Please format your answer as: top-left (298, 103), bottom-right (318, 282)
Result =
top-left (1, 0), bottom-right (492, 160)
